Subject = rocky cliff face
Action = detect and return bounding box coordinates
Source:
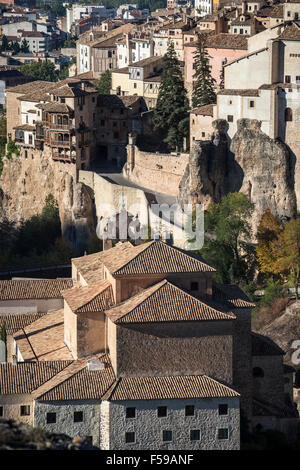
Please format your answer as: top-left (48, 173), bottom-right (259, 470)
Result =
top-left (179, 118), bottom-right (297, 228)
top-left (0, 148), bottom-right (95, 252)
top-left (178, 119), bottom-right (228, 208)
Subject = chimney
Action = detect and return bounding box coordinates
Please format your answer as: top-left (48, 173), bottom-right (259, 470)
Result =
top-left (242, 1), bottom-right (246, 14)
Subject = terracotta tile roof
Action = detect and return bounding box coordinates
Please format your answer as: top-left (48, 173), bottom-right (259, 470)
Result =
top-left (0, 361), bottom-right (72, 395)
top-left (278, 22), bottom-right (300, 40)
top-left (63, 280), bottom-right (114, 314)
top-left (51, 84), bottom-right (89, 98)
top-left (129, 56), bottom-right (163, 68)
top-left (13, 309), bottom-right (73, 361)
top-left (213, 283), bottom-right (255, 308)
top-left (0, 278), bottom-right (73, 301)
top-left (190, 103), bottom-right (214, 116)
top-left (252, 332), bottom-right (284, 356)
top-left (37, 102), bottom-right (72, 113)
top-left (0, 313), bottom-right (47, 335)
top-left (102, 241), bottom-right (216, 276)
top-left (97, 94), bottom-right (140, 109)
top-left (6, 80), bottom-right (54, 95)
top-left (34, 354), bottom-right (115, 401)
top-left (104, 374), bottom-right (240, 401)
top-left (186, 33), bottom-right (249, 49)
top-left (13, 124), bottom-right (35, 131)
top-left (257, 4), bottom-right (283, 18)
top-left (106, 280), bottom-right (235, 324)
top-left (71, 242), bottom-right (133, 284)
top-left (218, 89), bottom-right (260, 96)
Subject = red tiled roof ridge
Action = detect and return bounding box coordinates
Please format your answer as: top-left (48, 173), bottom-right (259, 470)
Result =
top-left (105, 279), bottom-right (235, 324)
top-left (62, 279), bottom-right (113, 313)
top-left (104, 374), bottom-right (240, 401)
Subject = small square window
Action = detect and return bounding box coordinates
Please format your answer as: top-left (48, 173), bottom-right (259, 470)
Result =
top-left (162, 430), bottom-right (172, 442)
top-left (190, 429), bottom-right (200, 441)
top-left (218, 428), bottom-right (229, 440)
top-left (227, 115), bottom-right (233, 123)
top-left (126, 407), bottom-right (136, 419)
top-left (125, 432), bottom-right (135, 443)
top-left (74, 411), bottom-right (83, 422)
top-left (190, 282), bottom-right (198, 291)
top-left (157, 406), bottom-right (167, 417)
top-left (202, 132), bottom-right (205, 137)
top-left (249, 100), bottom-right (255, 108)
top-left (218, 404), bottom-right (228, 415)
top-left (0, 406), bottom-right (3, 417)
top-left (185, 405), bottom-right (195, 416)
top-left (46, 412), bottom-right (56, 424)
top-left (20, 405), bottom-right (30, 416)
top-left (285, 75), bottom-right (291, 84)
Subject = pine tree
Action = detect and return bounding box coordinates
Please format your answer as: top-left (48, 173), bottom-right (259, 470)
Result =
top-left (153, 42), bottom-right (189, 151)
top-left (20, 38), bottom-right (29, 53)
top-left (97, 70), bottom-right (112, 95)
top-left (192, 33), bottom-right (216, 108)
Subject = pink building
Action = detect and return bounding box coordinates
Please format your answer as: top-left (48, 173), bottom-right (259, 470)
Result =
top-left (184, 33), bottom-right (248, 98)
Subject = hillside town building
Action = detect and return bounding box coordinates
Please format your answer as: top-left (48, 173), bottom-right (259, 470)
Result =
top-left (0, 241), bottom-right (298, 448)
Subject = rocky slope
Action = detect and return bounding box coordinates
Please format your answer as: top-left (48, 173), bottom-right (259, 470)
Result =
top-left (0, 148), bottom-right (95, 252)
top-left (0, 418), bottom-right (97, 450)
top-left (258, 300), bottom-right (300, 365)
top-left (179, 118), bottom-right (297, 228)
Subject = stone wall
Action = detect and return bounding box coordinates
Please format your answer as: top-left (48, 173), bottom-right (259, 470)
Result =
top-left (0, 394), bottom-right (33, 426)
top-left (34, 399), bottom-right (102, 447)
top-left (107, 397), bottom-right (240, 450)
top-left (125, 142), bottom-right (189, 196)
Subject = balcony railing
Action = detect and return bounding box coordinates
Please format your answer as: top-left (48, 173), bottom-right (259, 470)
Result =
top-left (52, 153), bottom-right (74, 163)
top-left (50, 140), bottom-right (73, 148)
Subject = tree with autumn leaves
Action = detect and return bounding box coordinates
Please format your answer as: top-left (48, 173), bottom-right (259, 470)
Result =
top-left (256, 209), bottom-right (300, 298)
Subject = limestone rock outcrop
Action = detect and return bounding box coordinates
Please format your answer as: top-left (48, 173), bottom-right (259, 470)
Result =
top-left (178, 119), bottom-right (228, 208)
top-left (228, 119), bottom-right (296, 227)
top-left (0, 148), bottom-right (95, 252)
top-left (179, 118), bottom-right (297, 228)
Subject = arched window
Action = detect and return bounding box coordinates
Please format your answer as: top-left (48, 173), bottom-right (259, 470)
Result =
top-left (253, 367), bottom-right (264, 378)
top-left (285, 107), bottom-right (293, 122)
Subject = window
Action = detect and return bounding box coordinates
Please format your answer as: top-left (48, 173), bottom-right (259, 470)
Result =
top-left (285, 108), bottom-right (293, 121)
top-left (100, 120), bottom-right (105, 126)
top-left (46, 412), bottom-right (56, 424)
top-left (0, 406), bottom-right (3, 417)
top-left (20, 405), bottom-right (30, 416)
top-left (61, 98), bottom-right (65, 104)
top-left (202, 132), bottom-right (205, 137)
top-left (162, 430), bottom-right (172, 442)
top-left (157, 406), bottom-right (167, 417)
top-left (253, 367), bottom-right (264, 378)
top-left (125, 432), bottom-right (135, 443)
top-left (126, 407), bottom-right (136, 419)
top-left (287, 11), bottom-right (291, 17)
top-left (296, 76), bottom-right (300, 83)
top-left (185, 405), bottom-right (195, 417)
top-left (113, 132), bottom-right (119, 139)
top-left (74, 411), bottom-right (83, 423)
top-left (190, 429), bottom-right (200, 441)
top-left (190, 281), bottom-right (198, 291)
top-left (285, 75), bottom-right (291, 84)
top-left (85, 436), bottom-right (93, 444)
top-left (134, 83), bottom-right (137, 89)
top-left (249, 100), bottom-right (255, 108)
top-left (227, 115), bottom-right (233, 122)
top-left (218, 404), bottom-right (228, 415)
top-left (218, 428), bottom-right (229, 440)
